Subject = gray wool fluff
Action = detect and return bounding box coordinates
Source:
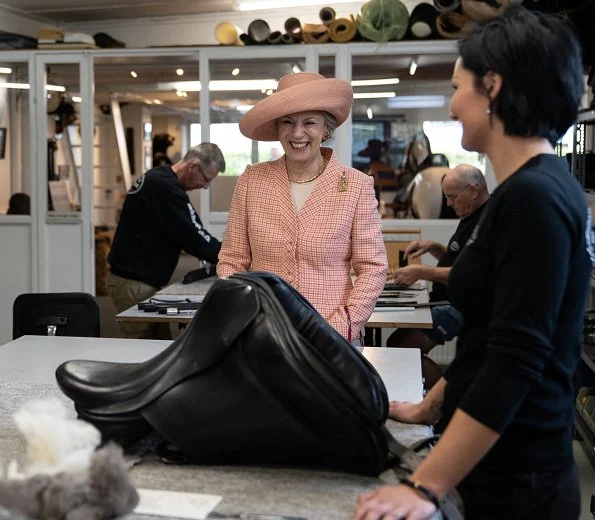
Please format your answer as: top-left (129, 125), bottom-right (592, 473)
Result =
top-left (0, 442), bottom-right (139, 520)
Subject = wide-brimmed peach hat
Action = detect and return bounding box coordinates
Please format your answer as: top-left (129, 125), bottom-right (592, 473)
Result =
top-left (239, 72), bottom-right (353, 141)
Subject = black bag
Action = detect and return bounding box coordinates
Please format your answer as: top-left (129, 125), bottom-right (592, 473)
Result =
top-left (56, 272), bottom-right (463, 518)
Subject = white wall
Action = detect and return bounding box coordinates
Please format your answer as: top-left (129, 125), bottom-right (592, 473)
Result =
top-left (64, 2), bottom-right (375, 47)
top-left (0, 6), bottom-right (46, 37)
top-left (0, 217), bottom-right (32, 344)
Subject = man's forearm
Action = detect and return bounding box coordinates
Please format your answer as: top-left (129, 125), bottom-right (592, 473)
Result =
top-left (428, 243), bottom-right (447, 261)
top-left (417, 265), bottom-right (450, 284)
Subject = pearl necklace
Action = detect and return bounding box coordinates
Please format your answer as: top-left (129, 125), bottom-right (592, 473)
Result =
top-left (286, 157), bottom-right (327, 184)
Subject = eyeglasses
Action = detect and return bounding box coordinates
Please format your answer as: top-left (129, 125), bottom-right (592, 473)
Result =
top-left (444, 183), bottom-right (473, 202)
top-left (196, 163), bottom-right (218, 185)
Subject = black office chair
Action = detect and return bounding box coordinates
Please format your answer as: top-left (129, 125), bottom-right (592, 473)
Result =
top-left (13, 292), bottom-right (100, 339)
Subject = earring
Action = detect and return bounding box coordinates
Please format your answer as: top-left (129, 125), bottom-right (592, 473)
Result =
top-left (486, 107), bottom-right (492, 115)
top-left (323, 131), bottom-right (330, 141)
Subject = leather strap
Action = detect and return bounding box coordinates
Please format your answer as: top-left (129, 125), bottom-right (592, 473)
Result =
top-left (381, 425), bottom-right (464, 520)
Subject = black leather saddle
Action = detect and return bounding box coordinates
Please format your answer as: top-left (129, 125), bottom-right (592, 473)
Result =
top-left (56, 272), bottom-right (389, 475)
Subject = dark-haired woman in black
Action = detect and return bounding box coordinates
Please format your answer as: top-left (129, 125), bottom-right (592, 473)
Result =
top-left (354, 6), bottom-right (592, 520)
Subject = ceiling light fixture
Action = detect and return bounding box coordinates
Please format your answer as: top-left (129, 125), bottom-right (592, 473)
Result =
top-left (353, 92), bottom-right (396, 99)
top-left (409, 59), bottom-right (417, 76)
top-left (352, 78), bottom-right (400, 87)
top-left (169, 79), bottom-right (278, 92)
top-left (0, 82), bottom-right (65, 92)
top-left (366, 107), bottom-right (373, 119)
top-left (292, 64), bottom-right (302, 74)
top-left (0, 67), bottom-right (12, 74)
top-left (236, 104), bottom-right (254, 112)
top-left (176, 68), bottom-right (184, 76)
top-left (130, 71), bottom-right (138, 78)
top-left (232, 68), bottom-right (240, 76)
top-left (238, 0), bottom-right (356, 10)
top-left (71, 96), bottom-right (82, 102)
top-left (386, 95), bottom-right (446, 109)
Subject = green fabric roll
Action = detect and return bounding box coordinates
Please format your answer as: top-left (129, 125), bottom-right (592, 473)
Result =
top-left (357, 0), bottom-right (410, 42)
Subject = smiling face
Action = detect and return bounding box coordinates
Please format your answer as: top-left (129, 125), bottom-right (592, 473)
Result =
top-left (277, 111), bottom-right (327, 167)
top-left (449, 57), bottom-right (492, 153)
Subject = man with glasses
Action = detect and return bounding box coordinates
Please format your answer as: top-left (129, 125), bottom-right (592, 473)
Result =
top-left (387, 164), bottom-right (490, 390)
top-left (107, 142), bottom-right (226, 339)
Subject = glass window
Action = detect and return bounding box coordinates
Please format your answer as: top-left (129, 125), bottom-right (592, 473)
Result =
top-left (422, 121), bottom-right (486, 171)
top-left (0, 61), bottom-right (31, 215)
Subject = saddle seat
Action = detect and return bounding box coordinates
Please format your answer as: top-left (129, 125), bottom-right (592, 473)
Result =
top-left (56, 273), bottom-right (389, 473)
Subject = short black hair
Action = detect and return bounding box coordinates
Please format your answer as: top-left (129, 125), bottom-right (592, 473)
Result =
top-left (457, 5), bottom-right (584, 143)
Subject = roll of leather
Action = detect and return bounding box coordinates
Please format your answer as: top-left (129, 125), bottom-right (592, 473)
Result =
top-left (302, 23), bottom-right (330, 43)
top-left (436, 11), bottom-right (472, 39)
top-left (432, 0), bottom-right (461, 12)
top-left (284, 17), bottom-right (303, 40)
top-left (248, 19), bottom-right (271, 43)
top-left (329, 16), bottom-right (358, 43)
top-left (281, 33), bottom-right (295, 44)
top-left (214, 21), bottom-right (242, 45)
top-left (462, 0), bottom-right (510, 23)
top-left (357, 0), bottom-right (409, 42)
top-left (319, 6), bottom-right (336, 25)
top-left (267, 30), bottom-right (283, 44)
top-left (239, 33), bottom-right (256, 45)
top-left (408, 3), bottom-right (439, 40)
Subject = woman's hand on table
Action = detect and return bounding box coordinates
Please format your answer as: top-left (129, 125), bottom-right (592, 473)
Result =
top-left (353, 484), bottom-right (437, 520)
top-left (388, 400), bottom-right (426, 424)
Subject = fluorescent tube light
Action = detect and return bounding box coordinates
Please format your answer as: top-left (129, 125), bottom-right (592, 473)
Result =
top-left (171, 79), bottom-right (278, 92)
top-left (0, 82), bottom-right (65, 92)
top-left (0, 67), bottom-right (12, 74)
top-left (239, 0), bottom-right (357, 10)
top-left (72, 96), bottom-right (82, 102)
top-left (353, 92), bottom-right (396, 99)
top-left (386, 95), bottom-right (446, 109)
top-left (351, 78), bottom-right (400, 87)
top-left (236, 104), bottom-right (254, 112)
top-left (366, 107), bottom-right (373, 119)
top-left (409, 59), bottom-right (417, 76)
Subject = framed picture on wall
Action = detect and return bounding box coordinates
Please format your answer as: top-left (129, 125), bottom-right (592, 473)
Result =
top-left (0, 128), bottom-right (6, 160)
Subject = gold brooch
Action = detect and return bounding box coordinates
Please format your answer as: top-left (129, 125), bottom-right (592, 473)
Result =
top-left (338, 171), bottom-right (347, 192)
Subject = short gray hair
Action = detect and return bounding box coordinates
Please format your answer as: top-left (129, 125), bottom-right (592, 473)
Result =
top-left (183, 142), bottom-right (226, 173)
top-left (323, 112), bottom-right (338, 141)
top-left (452, 163), bottom-right (487, 191)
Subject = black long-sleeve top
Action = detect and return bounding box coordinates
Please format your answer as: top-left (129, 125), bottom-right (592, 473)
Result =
top-left (108, 165), bottom-right (221, 288)
top-left (441, 154), bottom-right (593, 472)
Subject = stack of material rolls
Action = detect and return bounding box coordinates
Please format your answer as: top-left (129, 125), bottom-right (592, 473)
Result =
top-left (213, 0), bottom-right (517, 46)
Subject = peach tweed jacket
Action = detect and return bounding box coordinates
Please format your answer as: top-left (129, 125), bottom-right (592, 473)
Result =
top-left (217, 148), bottom-right (388, 340)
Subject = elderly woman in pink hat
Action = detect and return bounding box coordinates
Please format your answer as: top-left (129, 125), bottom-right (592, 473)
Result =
top-left (217, 72), bottom-right (388, 344)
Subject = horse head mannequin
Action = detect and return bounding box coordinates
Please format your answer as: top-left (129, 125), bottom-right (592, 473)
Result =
top-left (392, 131), bottom-right (455, 219)
top-left (410, 166), bottom-right (451, 219)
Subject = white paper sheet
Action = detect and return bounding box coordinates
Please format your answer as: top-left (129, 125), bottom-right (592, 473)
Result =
top-left (372, 307), bottom-right (416, 312)
top-left (134, 488), bottom-right (222, 519)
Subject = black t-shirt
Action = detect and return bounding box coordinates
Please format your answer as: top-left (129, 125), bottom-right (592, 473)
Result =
top-left (430, 203), bottom-right (486, 302)
top-left (108, 165), bottom-right (221, 288)
top-left (440, 154), bottom-right (593, 472)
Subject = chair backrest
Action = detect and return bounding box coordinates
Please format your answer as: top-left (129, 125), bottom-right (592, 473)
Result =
top-left (382, 229), bottom-right (422, 277)
top-left (13, 292), bottom-right (100, 339)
